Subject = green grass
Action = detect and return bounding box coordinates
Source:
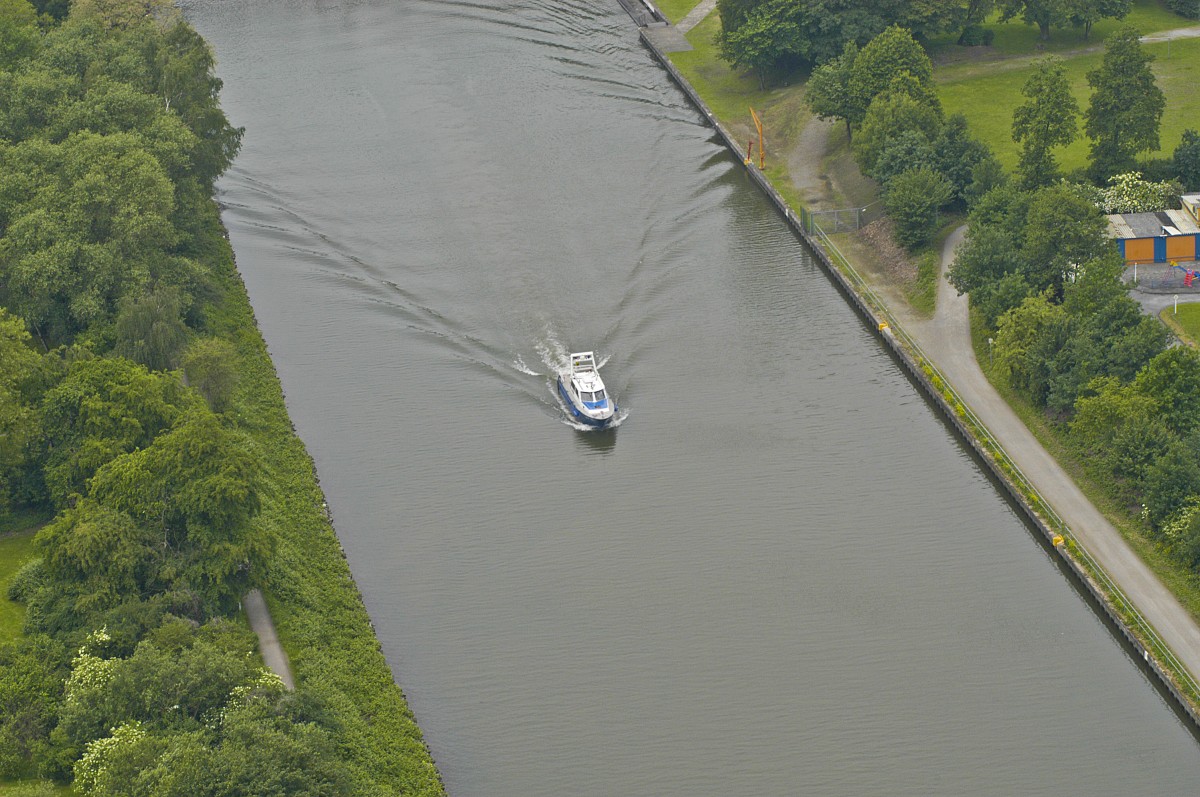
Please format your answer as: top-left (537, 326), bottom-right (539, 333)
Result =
top-left (1162, 301), bottom-right (1200, 344)
top-left (0, 529), bottom-right (38, 644)
top-left (927, 0), bottom-right (1187, 58)
top-left (938, 36), bottom-right (1200, 175)
top-left (0, 781), bottom-right (73, 796)
top-left (654, 0), bottom-right (700, 25)
top-left (672, 14), bottom-right (781, 127)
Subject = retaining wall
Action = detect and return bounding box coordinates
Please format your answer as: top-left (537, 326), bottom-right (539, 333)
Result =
top-left (638, 27), bottom-right (1200, 733)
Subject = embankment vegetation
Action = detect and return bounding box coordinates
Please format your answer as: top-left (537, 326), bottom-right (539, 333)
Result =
top-left (663, 1), bottom-right (1200, 623)
top-left (0, 1), bottom-right (443, 794)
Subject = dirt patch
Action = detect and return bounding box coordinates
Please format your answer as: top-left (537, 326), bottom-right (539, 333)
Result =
top-left (858, 217), bottom-right (917, 286)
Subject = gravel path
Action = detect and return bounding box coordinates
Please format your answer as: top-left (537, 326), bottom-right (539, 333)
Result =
top-left (244, 589), bottom-right (295, 689)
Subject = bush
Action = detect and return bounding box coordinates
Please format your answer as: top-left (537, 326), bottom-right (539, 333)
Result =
top-left (957, 25), bottom-right (994, 46)
top-left (6, 557), bottom-right (44, 603)
top-left (1164, 0), bottom-right (1200, 18)
top-left (884, 167), bottom-right (953, 249)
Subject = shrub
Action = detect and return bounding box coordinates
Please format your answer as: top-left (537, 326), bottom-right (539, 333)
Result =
top-left (958, 25), bottom-right (994, 46)
top-left (885, 167), bottom-right (953, 249)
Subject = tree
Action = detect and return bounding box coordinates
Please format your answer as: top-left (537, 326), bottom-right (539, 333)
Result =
top-left (36, 500), bottom-right (163, 617)
top-left (884, 167), bottom-right (954, 248)
top-left (1141, 434), bottom-right (1200, 529)
top-left (0, 133), bottom-right (177, 342)
top-left (949, 0), bottom-right (998, 43)
top-left (715, 0), bottom-right (766, 37)
top-left (0, 635), bottom-right (68, 778)
top-left (994, 292), bottom-right (1070, 406)
top-left (805, 42), bottom-right (857, 140)
top-left (113, 287), bottom-right (191, 372)
top-left (846, 25), bottom-right (935, 128)
top-left (1131, 346), bottom-right (1200, 438)
top-left (0, 0), bottom-right (39, 70)
top-left (1172, 129), bottom-right (1200, 191)
top-left (1012, 57), bottom-right (1078, 189)
top-left (1085, 27), bottom-right (1165, 182)
top-left (717, 0), bottom-right (801, 88)
top-left (182, 337), bottom-right (239, 413)
top-left (932, 113), bottom-right (990, 203)
top-left (948, 224), bottom-right (1030, 324)
top-left (1000, 0), bottom-right (1070, 40)
top-left (852, 85), bottom-right (942, 177)
top-left (89, 412), bottom-right (270, 612)
top-left (962, 153), bottom-right (1008, 207)
top-left (38, 357), bottom-right (195, 505)
top-left (1066, 0), bottom-right (1130, 40)
top-left (1020, 183), bottom-right (1109, 296)
top-left (0, 309), bottom-right (43, 510)
top-left (873, 129), bottom-right (937, 186)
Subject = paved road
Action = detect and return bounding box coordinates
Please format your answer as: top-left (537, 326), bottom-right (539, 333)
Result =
top-left (244, 589), bottom-right (295, 689)
top-left (886, 228), bottom-right (1200, 684)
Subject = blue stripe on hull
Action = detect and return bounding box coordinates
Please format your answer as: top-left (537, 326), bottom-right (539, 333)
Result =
top-left (557, 377), bottom-right (615, 428)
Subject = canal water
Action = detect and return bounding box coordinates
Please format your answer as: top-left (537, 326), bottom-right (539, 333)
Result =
top-left (183, 1), bottom-right (1200, 794)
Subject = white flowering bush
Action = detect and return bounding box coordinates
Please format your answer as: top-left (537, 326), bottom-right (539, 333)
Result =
top-left (1098, 172), bottom-right (1181, 214)
top-left (63, 629), bottom-right (117, 711)
top-left (1161, 497), bottom-right (1200, 542)
top-left (73, 722), bottom-right (146, 796)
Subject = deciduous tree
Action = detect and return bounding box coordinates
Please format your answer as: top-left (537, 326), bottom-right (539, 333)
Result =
top-left (1085, 27), bottom-right (1165, 182)
top-left (1012, 57), bottom-right (1078, 189)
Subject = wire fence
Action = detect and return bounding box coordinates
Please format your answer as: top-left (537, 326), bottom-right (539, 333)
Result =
top-left (1126, 262), bottom-right (1200, 293)
top-left (806, 201), bottom-right (883, 233)
top-left (809, 219), bottom-right (1200, 704)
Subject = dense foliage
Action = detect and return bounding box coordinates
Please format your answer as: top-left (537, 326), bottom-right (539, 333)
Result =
top-left (0, 2), bottom-right (443, 794)
top-left (808, 27), bottom-right (994, 249)
top-left (948, 171), bottom-right (1200, 573)
top-left (715, 0), bottom-right (998, 79)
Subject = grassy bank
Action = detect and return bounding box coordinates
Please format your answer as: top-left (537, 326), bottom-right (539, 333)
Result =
top-left (1162, 302), bottom-right (1200, 344)
top-left (195, 201), bottom-right (445, 796)
top-left (0, 528), bottom-right (39, 644)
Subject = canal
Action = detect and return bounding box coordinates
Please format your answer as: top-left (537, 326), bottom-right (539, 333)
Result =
top-left (183, 1), bottom-right (1200, 793)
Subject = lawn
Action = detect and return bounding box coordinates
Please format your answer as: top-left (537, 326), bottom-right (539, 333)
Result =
top-left (938, 36), bottom-right (1200, 174)
top-left (1162, 301), bottom-right (1200, 344)
top-left (0, 517), bottom-right (46, 644)
top-left (928, 0), bottom-right (1187, 57)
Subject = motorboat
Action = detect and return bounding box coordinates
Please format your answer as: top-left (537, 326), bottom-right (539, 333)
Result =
top-left (557, 351), bottom-right (616, 428)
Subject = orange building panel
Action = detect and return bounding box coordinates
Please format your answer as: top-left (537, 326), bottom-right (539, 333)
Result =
top-left (1124, 238), bottom-right (1155, 264)
top-left (1166, 235), bottom-right (1196, 261)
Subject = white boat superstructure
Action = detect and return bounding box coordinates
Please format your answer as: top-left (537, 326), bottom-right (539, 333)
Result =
top-left (557, 351), bottom-right (616, 428)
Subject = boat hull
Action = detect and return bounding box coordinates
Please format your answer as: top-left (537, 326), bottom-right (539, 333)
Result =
top-left (557, 376), bottom-right (615, 428)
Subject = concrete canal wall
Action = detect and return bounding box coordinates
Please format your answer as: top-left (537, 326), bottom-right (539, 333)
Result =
top-left (636, 26), bottom-right (1200, 733)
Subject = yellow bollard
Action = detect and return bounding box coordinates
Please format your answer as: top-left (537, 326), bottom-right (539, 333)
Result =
top-left (1052, 535), bottom-right (1064, 546)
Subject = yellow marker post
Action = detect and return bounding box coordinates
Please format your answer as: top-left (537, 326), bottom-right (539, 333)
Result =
top-left (750, 108), bottom-right (764, 169)
top-left (1052, 535), bottom-right (1064, 547)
